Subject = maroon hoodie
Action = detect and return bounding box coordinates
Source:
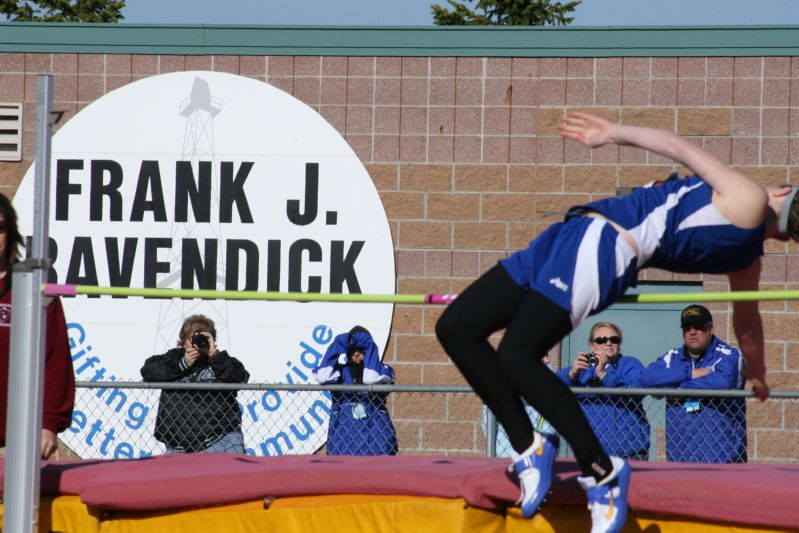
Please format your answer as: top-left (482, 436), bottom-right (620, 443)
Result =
top-left (0, 274), bottom-right (75, 445)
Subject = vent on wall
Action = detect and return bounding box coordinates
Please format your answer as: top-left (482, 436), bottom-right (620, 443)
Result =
top-left (0, 103), bottom-right (22, 161)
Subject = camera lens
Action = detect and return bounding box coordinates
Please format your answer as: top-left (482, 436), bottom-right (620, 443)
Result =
top-left (587, 353), bottom-right (599, 366)
top-left (191, 331), bottom-right (209, 349)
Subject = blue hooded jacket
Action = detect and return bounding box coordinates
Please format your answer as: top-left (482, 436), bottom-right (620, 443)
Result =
top-left (313, 328), bottom-right (398, 456)
top-left (642, 335), bottom-right (747, 463)
top-left (557, 355), bottom-right (650, 458)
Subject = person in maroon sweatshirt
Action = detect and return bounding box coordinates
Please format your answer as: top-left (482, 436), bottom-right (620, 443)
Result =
top-left (0, 193), bottom-right (74, 459)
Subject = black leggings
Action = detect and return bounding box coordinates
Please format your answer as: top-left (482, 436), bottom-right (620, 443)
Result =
top-left (435, 265), bottom-right (613, 480)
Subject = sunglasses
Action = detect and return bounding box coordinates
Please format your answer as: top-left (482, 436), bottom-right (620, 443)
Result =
top-left (682, 324), bottom-right (710, 333)
top-left (592, 336), bottom-right (621, 345)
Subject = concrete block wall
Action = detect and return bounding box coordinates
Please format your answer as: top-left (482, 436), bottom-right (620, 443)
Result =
top-left (1, 52), bottom-right (797, 459)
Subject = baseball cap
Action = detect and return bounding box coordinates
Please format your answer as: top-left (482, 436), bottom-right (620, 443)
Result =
top-left (680, 304), bottom-right (713, 328)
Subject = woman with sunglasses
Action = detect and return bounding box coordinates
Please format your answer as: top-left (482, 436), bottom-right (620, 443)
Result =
top-left (436, 111), bottom-right (793, 533)
top-left (558, 323), bottom-right (650, 462)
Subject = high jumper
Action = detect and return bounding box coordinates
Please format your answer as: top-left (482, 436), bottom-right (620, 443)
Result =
top-left (436, 111), bottom-right (794, 532)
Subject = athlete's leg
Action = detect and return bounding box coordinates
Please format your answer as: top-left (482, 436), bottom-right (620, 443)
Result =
top-left (435, 265), bottom-right (534, 449)
top-left (496, 288), bottom-right (614, 480)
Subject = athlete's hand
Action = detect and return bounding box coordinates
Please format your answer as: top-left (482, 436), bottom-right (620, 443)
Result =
top-left (559, 112), bottom-right (615, 148)
top-left (748, 377), bottom-right (770, 402)
top-left (741, 365), bottom-right (770, 402)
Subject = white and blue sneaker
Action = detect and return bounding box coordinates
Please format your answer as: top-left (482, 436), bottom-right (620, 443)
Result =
top-left (577, 456), bottom-right (631, 533)
top-left (509, 432), bottom-right (559, 518)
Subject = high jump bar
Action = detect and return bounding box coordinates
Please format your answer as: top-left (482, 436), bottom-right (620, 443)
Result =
top-left (42, 283), bottom-right (799, 304)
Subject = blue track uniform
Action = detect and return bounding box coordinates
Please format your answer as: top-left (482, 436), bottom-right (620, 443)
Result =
top-left (642, 336), bottom-right (747, 463)
top-left (500, 216), bottom-right (638, 327)
top-left (557, 356), bottom-right (650, 459)
top-left (501, 175), bottom-right (765, 328)
top-left (314, 329), bottom-right (398, 456)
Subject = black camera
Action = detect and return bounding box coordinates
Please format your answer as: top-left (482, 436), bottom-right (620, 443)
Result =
top-left (587, 353), bottom-right (599, 367)
top-left (191, 331), bottom-right (209, 349)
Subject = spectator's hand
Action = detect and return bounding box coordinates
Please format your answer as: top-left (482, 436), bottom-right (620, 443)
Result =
top-left (594, 350), bottom-right (610, 376)
top-left (183, 345), bottom-right (203, 367)
top-left (691, 368), bottom-right (712, 379)
top-left (41, 429), bottom-right (58, 459)
top-left (200, 332), bottom-right (218, 358)
top-left (569, 352), bottom-right (591, 379)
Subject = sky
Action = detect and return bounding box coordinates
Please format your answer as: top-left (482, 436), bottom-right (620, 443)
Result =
top-left (118, 0), bottom-right (799, 26)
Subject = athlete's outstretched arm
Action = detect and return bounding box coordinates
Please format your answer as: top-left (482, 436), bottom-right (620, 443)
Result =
top-left (727, 260), bottom-right (769, 401)
top-left (559, 112), bottom-right (767, 228)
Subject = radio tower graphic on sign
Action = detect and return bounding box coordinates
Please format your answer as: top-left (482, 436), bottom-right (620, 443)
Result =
top-left (152, 77), bottom-right (230, 351)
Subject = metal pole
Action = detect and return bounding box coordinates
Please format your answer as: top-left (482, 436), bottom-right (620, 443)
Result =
top-left (3, 74), bottom-right (53, 533)
top-left (485, 409), bottom-right (497, 457)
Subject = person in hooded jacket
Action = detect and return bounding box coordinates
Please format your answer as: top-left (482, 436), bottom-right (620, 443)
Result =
top-left (314, 325), bottom-right (398, 456)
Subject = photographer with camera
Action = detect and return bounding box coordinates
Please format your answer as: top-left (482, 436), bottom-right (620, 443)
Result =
top-left (141, 314), bottom-right (250, 454)
top-left (557, 322), bottom-right (650, 461)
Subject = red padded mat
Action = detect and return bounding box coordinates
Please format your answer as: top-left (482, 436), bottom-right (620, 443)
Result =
top-left (1, 455), bottom-right (797, 529)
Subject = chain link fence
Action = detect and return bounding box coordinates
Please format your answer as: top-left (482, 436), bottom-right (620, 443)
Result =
top-left (61, 382), bottom-right (799, 463)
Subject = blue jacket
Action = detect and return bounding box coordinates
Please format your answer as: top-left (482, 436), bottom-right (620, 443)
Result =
top-left (313, 330), bottom-right (398, 456)
top-left (642, 336), bottom-right (746, 463)
top-left (558, 355), bottom-right (650, 458)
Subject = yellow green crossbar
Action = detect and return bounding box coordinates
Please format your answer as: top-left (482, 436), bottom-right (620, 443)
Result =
top-left (43, 283), bottom-right (451, 304)
top-left (42, 283), bottom-right (799, 305)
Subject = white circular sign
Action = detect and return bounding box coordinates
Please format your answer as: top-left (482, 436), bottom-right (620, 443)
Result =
top-left (15, 71), bottom-right (396, 458)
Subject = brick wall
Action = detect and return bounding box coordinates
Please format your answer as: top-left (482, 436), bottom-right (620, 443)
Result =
top-left (1, 52), bottom-right (798, 459)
